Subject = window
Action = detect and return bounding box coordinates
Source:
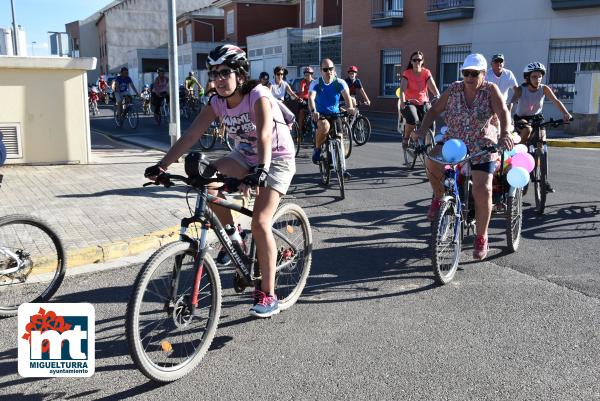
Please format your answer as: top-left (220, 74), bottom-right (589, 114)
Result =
top-left (381, 49), bottom-right (401, 96)
top-left (186, 23), bottom-right (192, 43)
top-left (548, 38), bottom-right (600, 100)
top-left (305, 0), bottom-right (316, 24)
top-left (178, 27), bottom-right (183, 45)
top-left (226, 10), bottom-right (234, 35)
top-left (439, 43), bottom-right (471, 90)
top-left (384, 0), bottom-right (403, 17)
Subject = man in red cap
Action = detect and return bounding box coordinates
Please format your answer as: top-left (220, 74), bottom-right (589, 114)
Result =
top-left (344, 65), bottom-right (371, 108)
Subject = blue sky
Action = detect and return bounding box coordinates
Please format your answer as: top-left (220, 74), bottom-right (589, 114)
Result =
top-left (0, 0), bottom-right (114, 55)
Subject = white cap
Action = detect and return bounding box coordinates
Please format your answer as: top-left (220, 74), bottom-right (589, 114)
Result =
top-left (461, 53), bottom-right (487, 71)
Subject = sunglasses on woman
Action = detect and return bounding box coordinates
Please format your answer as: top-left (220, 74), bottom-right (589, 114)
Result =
top-left (462, 70), bottom-right (481, 78)
top-left (412, 58), bottom-right (423, 62)
top-left (207, 68), bottom-right (234, 80)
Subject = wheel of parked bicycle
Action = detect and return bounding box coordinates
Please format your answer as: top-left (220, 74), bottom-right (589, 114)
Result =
top-left (0, 214), bottom-right (66, 317)
top-left (199, 125), bottom-right (218, 150)
top-left (431, 200), bottom-right (461, 285)
top-left (352, 115), bottom-right (372, 146)
top-left (506, 187), bottom-right (523, 252)
top-left (126, 241), bottom-right (221, 382)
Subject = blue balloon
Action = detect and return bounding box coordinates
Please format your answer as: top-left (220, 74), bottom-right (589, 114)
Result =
top-left (507, 166), bottom-right (530, 188)
top-left (434, 133), bottom-right (444, 143)
top-left (442, 139), bottom-right (467, 163)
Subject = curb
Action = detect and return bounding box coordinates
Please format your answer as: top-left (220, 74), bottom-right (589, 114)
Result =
top-left (65, 195), bottom-right (251, 271)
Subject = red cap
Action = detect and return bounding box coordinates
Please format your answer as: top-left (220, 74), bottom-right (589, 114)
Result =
top-left (347, 65), bottom-right (358, 73)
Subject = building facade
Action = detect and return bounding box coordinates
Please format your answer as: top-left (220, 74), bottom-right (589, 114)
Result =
top-left (432, 0), bottom-right (600, 120)
top-left (342, 0), bottom-right (439, 113)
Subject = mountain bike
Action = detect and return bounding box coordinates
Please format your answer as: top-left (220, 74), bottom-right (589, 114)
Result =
top-left (515, 116), bottom-right (571, 215)
top-left (318, 113), bottom-right (350, 200)
top-left (114, 95), bottom-right (139, 129)
top-left (428, 145), bottom-right (522, 284)
top-left (198, 120), bottom-right (235, 151)
top-left (126, 156), bottom-right (312, 382)
top-left (0, 175), bottom-right (66, 317)
top-left (347, 101), bottom-right (372, 146)
top-left (402, 100), bottom-right (435, 169)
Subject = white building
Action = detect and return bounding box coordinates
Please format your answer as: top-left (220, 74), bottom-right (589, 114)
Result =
top-left (0, 25), bottom-right (27, 56)
top-left (429, 0), bottom-right (600, 120)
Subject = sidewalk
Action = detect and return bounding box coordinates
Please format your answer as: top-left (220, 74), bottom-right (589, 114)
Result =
top-left (0, 132), bottom-right (248, 270)
top-left (362, 111), bottom-right (600, 149)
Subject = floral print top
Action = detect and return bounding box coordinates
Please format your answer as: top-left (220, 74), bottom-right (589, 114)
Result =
top-left (444, 81), bottom-right (500, 164)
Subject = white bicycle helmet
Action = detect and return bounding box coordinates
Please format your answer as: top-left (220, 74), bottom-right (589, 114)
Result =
top-left (523, 62), bottom-right (546, 79)
top-left (206, 44), bottom-right (248, 72)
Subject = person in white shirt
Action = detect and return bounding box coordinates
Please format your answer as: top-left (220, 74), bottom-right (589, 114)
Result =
top-left (485, 54), bottom-right (519, 111)
top-left (270, 66), bottom-right (300, 102)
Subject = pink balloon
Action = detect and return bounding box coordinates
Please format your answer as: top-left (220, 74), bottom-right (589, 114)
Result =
top-left (511, 152), bottom-right (535, 173)
top-left (514, 144), bottom-right (528, 154)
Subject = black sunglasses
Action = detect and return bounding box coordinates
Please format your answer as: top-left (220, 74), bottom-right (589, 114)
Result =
top-left (322, 67), bottom-right (334, 72)
top-left (462, 70), bottom-right (481, 78)
top-left (412, 58), bottom-right (423, 62)
top-left (208, 68), bottom-right (234, 80)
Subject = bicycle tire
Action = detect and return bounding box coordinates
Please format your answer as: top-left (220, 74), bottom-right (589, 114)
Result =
top-left (271, 203), bottom-right (313, 310)
top-left (341, 120), bottom-right (352, 159)
top-left (224, 131), bottom-right (235, 151)
top-left (199, 126), bottom-right (217, 150)
top-left (506, 188), bottom-right (523, 252)
top-left (319, 146), bottom-right (331, 185)
top-left (290, 121), bottom-right (301, 157)
top-left (431, 200), bottom-right (461, 285)
top-left (128, 108), bottom-right (139, 129)
top-left (0, 215), bottom-right (66, 317)
top-left (403, 137), bottom-right (418, 170)
top-left (113, 107), bottom-right (124, 127)
top-left (126, 241), bottom-right (221, 382)
top-left (334, 141), bottom-right (345, 199)
top-left (533, 149), bottom-right (547, 215)
top-left (419, 130), bottom-right (436, 167)
top-left (352, 115), bottom-right (371, 146)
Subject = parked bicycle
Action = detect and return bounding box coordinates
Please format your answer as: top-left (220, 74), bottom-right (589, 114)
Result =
top-left (126, 155), bottom-right (312, 382)
top-left (428, 145), bottom-right (523, 284)
top-left (0, 174), bottom-right (66, 317)
top-left (402, 99), bottom-right (436, 169)
top-left (114, 95), bottom-right (139, 129)
top-left (515, 116), bottom-right (571, 215)
top-left (198, 120), bottom-right (235, 151)
top-left (318, 112), bottom-right (351, 200)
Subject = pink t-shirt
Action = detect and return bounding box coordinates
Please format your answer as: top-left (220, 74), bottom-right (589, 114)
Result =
top-left (402, 67), bottom-right (432, 106)
top-left (210, 85), bottom-right (295, 165)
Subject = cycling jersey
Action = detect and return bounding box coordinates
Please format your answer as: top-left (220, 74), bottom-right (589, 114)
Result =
top-left (298, 79), bottom-right (313, 100)
top-left (98, 80), bottom-right (108, 91)
top-left (114, 76), bottom-right (133, 93)
top-left (344, 77), bottom-right (362, 96)
top-left (185, 77), bottom-right (198, 90)
top-left (402, 67), bottom-right (432, 106)
top-left (308, 77), bottom-right (349, 115)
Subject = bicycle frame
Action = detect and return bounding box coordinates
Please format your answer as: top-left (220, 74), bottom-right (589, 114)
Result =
top-left (0, 246), bottom-right (25, 275)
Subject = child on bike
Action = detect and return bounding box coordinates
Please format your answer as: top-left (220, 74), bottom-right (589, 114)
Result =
top-left (144, 44), bottom-right (296, 318)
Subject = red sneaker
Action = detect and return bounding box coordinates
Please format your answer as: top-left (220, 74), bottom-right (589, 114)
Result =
top-left (473, 235), bottom-right (489, 260)
top-left (427, 198), bottom-right (442, 221)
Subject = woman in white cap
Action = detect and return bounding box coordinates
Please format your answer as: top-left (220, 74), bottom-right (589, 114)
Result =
top-left (412, 53), bottom-right (514, 260)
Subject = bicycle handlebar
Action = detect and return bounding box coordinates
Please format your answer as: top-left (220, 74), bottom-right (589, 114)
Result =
top-left (144, 172), bottom-right (251, 192)
top-left (427, 145), bottom-right (502, 167)
top-left (515, 117), bottom-right (573, 130)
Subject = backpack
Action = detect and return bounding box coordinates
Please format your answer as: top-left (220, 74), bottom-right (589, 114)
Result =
top-left (315, 77), bottom-right (343, 94)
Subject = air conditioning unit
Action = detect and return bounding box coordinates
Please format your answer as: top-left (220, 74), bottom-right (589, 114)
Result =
top-left (0, 123), bottom-right (23, 161)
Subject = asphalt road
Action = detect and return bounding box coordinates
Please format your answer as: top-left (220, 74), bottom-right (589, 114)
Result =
top-left (1, 106), bottom-right (599, 400)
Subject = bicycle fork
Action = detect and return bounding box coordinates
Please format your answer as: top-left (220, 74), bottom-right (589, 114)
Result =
top-left (330, 138), bottom-right (346, 174)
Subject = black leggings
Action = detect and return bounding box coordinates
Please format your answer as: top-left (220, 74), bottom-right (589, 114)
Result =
top-left (401, 103), bottom-right (429, 126)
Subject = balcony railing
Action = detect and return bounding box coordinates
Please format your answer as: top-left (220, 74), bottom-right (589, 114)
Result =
top-left (425, 0), bottom-right (474, 22)
top-left (371, 0), bottom-right (404, 28)
top-left (551, 0), bottom-right (600, 10)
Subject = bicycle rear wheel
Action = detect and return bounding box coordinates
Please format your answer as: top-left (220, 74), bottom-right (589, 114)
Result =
top-left (431, 200), bottom-right (461, 284)
top-left (271, 203), bottom-right (313, 310)
top-left (126, 241), bottom-right (221, 382)
top-left (199, 126), bottom-right (217, 150)
top-left (403, 137), bottom-right (418, 169)
top-left (0, 215), bottom-right (66, 317)
top-left (319, 146), bottom-right (331, 185)
top-left (333, 141), bottom-right (345, 199)
top-left (506, 188), bottom-right (523, 252)
top-left (352, 115), bottom-right (371, 146)
top-left (533, 149), bottom-right (547, 214)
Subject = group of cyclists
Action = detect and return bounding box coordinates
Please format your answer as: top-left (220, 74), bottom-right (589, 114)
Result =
top-left (142, 43), bottom-right (572, 317)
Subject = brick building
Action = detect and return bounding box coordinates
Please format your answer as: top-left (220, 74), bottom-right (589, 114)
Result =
top-left (342, 0), bottom-right (439, 114)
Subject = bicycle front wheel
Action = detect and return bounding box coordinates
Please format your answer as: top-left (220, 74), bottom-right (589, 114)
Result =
top-left (403, 137), bottom-right (418, 169)
top-left (334, 141), bottom-right (345, 200)
top-left (126, 241), bottom-right (221, 382)
top-left (128, 108), bottom-right (139, 129)
top-left (199, 126), bottom-right (217, 150)
top-left (431, 200), bottom-right (461, 284)
top-left (0, 215), bottom-right (66, 317)
top-left (113, 107), bottom-right (123, 127)
top-left (319, 146), bottom-right (331, 185)
top-left (533, 149), bottom-right (547, 214)
top-left (224, 131), bottom-right (235, 151)
top-left (272, 203), bottom-right (313, 310)
top-left (506, 188), bottom-right (523, 252)
top-left (352, 115), bottom-right (371, 146)
top-left (341, 120), bottom-right (352, 159)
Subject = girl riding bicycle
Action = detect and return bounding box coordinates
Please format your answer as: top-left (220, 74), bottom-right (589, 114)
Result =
top-left (145, 44), bottom-right (296, 318)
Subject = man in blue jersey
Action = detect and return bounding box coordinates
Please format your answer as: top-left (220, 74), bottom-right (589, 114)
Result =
top-left (308, 58), bottom-right (356, 165)
top-left (112, 67), bottom-right (139, 117)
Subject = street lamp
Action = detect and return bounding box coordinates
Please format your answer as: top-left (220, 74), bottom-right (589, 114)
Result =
top-left (31, 41), bottom-right (37, 56)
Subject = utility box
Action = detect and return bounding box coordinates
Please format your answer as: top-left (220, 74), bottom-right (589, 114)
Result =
top-left (568, 71), bottom-right (600, 135)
